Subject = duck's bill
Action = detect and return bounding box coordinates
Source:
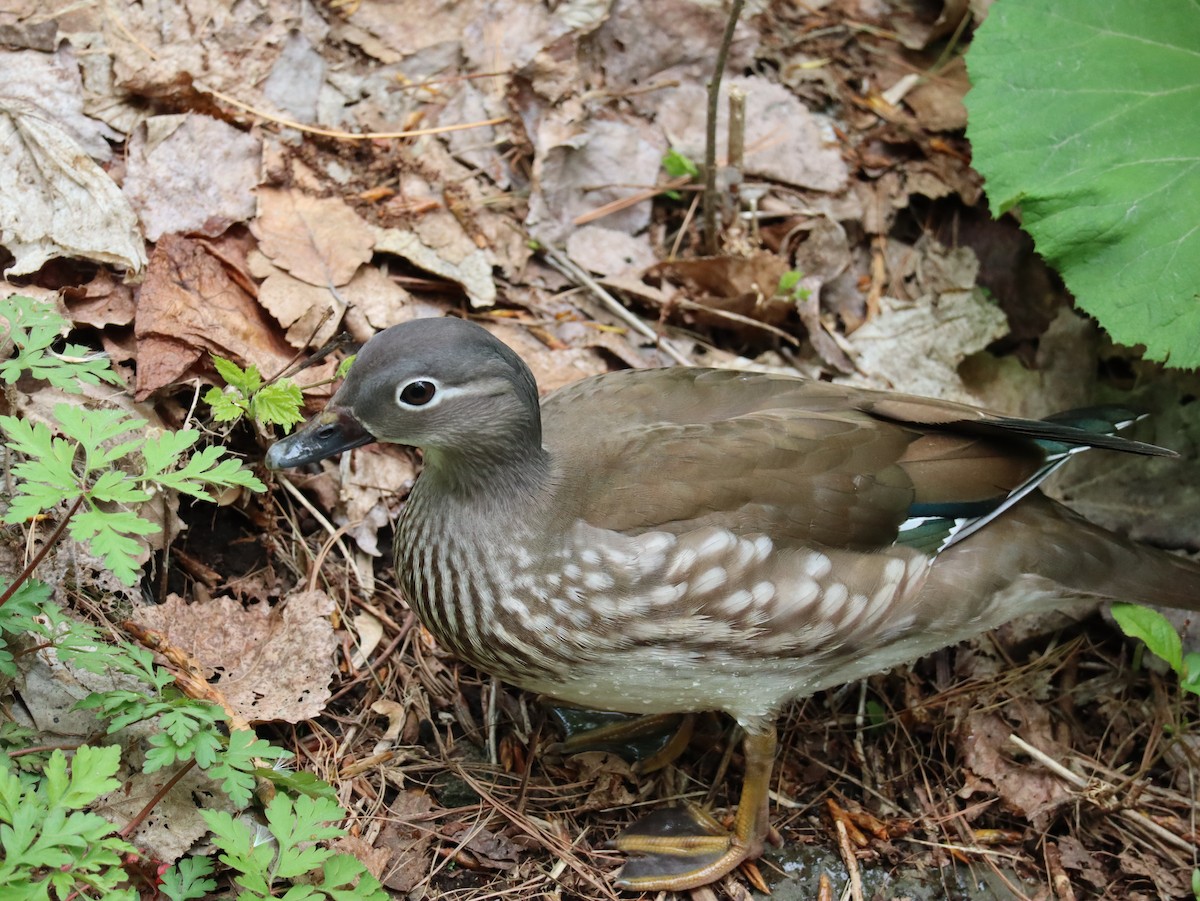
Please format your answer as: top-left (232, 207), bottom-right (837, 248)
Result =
top-left (265, 407), bottom-right (376, 470)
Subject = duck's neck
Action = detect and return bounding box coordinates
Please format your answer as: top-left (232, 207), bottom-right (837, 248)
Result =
top-left (417, 441), bottom-right (554, 515)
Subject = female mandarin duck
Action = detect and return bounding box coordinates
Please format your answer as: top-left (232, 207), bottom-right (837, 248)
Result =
top-left (267, 317), bottom-right (1200, 891)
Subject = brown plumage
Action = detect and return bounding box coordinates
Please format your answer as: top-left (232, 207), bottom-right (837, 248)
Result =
top-left (266, 317), bottom-right (1200, 891)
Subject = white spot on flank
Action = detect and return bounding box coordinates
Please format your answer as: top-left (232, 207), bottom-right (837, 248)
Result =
top-left (884, 558), bottom-right (906, 588)
top-left (500, 596), bottom-right (529, 618)
top-left (814, 582), bottom-right (847, 622)
top-left (647, 584), bottom-right (686, 605)
top-left (589, 595), bottom-right (619, 618)
top-left (751, 580), bottom-right (775, 606)
top-left (786, 576), bottom-right (821, 609)
top-left (804, 552), bottom-right (832, 580)
top-left (821, 581), bottom-right (848, 612)
top-left (640, 533), bottom-right (676, 555)
top-left (732, 539), bottom-right (757, 568)
top-left (667, 547), bottom-right (698, 579)
top-left (584, 571), bottom-right (615, 591)
top-left (563, 563), bottom-right (583, 581)
top-left (697, 530), bottom-right (736, 560)
top-left (694, 566), bottom-right (728, 595)
top-left (603, 547), bottom-right (633, 567)
top-left (753, 535), bottom-right (774, 562)
top-left (722, 589), bottom-right (754, 614)
top-left (580, 548), bottom-right (601, 566)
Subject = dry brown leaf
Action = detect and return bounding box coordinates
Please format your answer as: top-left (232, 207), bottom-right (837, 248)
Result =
top-left (338, 445), bottom-right (416, 558)
top-left (904, 57), bottom-right (970, 132)
top-left (482, 320), bottom-right (610, 394)
top-left (62, 270), bottom-right (137, 328)
top-left (841, 290), bottom-right (1008, 400)
top-left (339, 266), bottom-right (436, 340)
top-left (261, 31), bottom-right (325, 124)
top-left (565, 225), bottom-right (655, 278)
top-left (253, 265), bottom-right (347, 350)
top-left (131, 590), bottom-right (338, 724)
top-left (378, 791), bottom-right (437, 893)
top-left (134, 234), bottom-right (296, 399)
top-left (657, 75), bottom-right (849, 194)
top-left (371, 699), bottom-right (407, 744)
top-left (1, 47), bottom-right (119, 159)
top-left (1054, 835), bottom-right (1110, 893)
top-left (595, 0), bottom-right (758, 95)
top-left (251, 187), bottom-right (374, 288)
top-left (444, 820), bottom-right (521, 871)
top-left (124, 113), bottom-right (261, 241)
top-left (350, 611), bottom-right (385, 668)
top-left (525, 107), bottom-right (667, 243)
top-left (652, 252), bottom-right (793, 331)
top-left (373, 223), bottom-right (495, 309)
top-left (249, 254), bottom-right (427, 352)
top-left (95, 759), bottom-right (225, 863)
top-left (567, 751), bottom-right (638, 812)
top-left (957, 706), bottom-right (1072, 830)
top-left (332, 834), bottom-right (395, 881)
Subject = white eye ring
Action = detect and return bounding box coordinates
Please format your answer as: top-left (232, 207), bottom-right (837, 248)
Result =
top-left (396, 378), bottom-right (441, 408)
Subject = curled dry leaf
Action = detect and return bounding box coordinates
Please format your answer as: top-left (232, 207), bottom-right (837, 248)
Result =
top-left (62, 270), bottom-right (137, 329)
top-left (351, 611), bottom-right (385, 668)
top-left (251, 254), bottom-right (423, 349)
top-left (0, 97), bottom-right (147, 276)
top-left (371, 699), bottom-right (407, 744)
top-left (840, 289), bottom-right (1008, 403)
top-left (373, 224), bottom-right (496, 309)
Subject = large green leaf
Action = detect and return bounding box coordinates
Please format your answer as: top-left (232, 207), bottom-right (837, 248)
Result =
top-left (966, 0), bottom-right (1200, 368)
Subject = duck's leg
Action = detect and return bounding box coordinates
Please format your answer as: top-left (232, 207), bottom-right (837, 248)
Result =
top-left (612, 723), bottom-right (777, 891)
top-left (547, 708), bottom-right (695, 772)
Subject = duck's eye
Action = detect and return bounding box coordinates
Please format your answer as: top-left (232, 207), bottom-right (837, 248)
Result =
top-left (399, 380), bottom-right (437, 406)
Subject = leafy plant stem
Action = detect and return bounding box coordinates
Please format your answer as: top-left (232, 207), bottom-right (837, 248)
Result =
top-left (0, 493), bottom-right (84, 608)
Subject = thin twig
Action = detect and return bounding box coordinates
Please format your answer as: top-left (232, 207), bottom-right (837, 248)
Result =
top-left (274, 475), bottom-right (370, 593)
top-left (539, 245), bottom-right (693, 366)
top-left (202, 84), bottom-right (507, 141)
top-left (702, 0), bottom-right (746, 253)
top-left (1008, 733), bottom-right (1195, 853)
top-left (0, 495), bottom-right (85, 608)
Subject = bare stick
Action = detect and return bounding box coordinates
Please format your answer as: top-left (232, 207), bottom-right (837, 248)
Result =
top-left (702, 0), bottom-right (746, 253)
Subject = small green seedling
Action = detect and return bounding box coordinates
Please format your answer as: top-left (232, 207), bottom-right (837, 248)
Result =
top-left (661, 147), bottom-right (701, 200)
top-left (205, 355), bottom-right (305, 432)
top-left (776, 270), bottom-right (812, 303)
top-left (1111, 603), bottom-right (1200, 697)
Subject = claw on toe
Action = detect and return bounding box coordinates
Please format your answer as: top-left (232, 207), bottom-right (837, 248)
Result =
top-left (612, 804), bottom-right (756, 890)
top-left (609, 726), bottom-right (780, 892)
